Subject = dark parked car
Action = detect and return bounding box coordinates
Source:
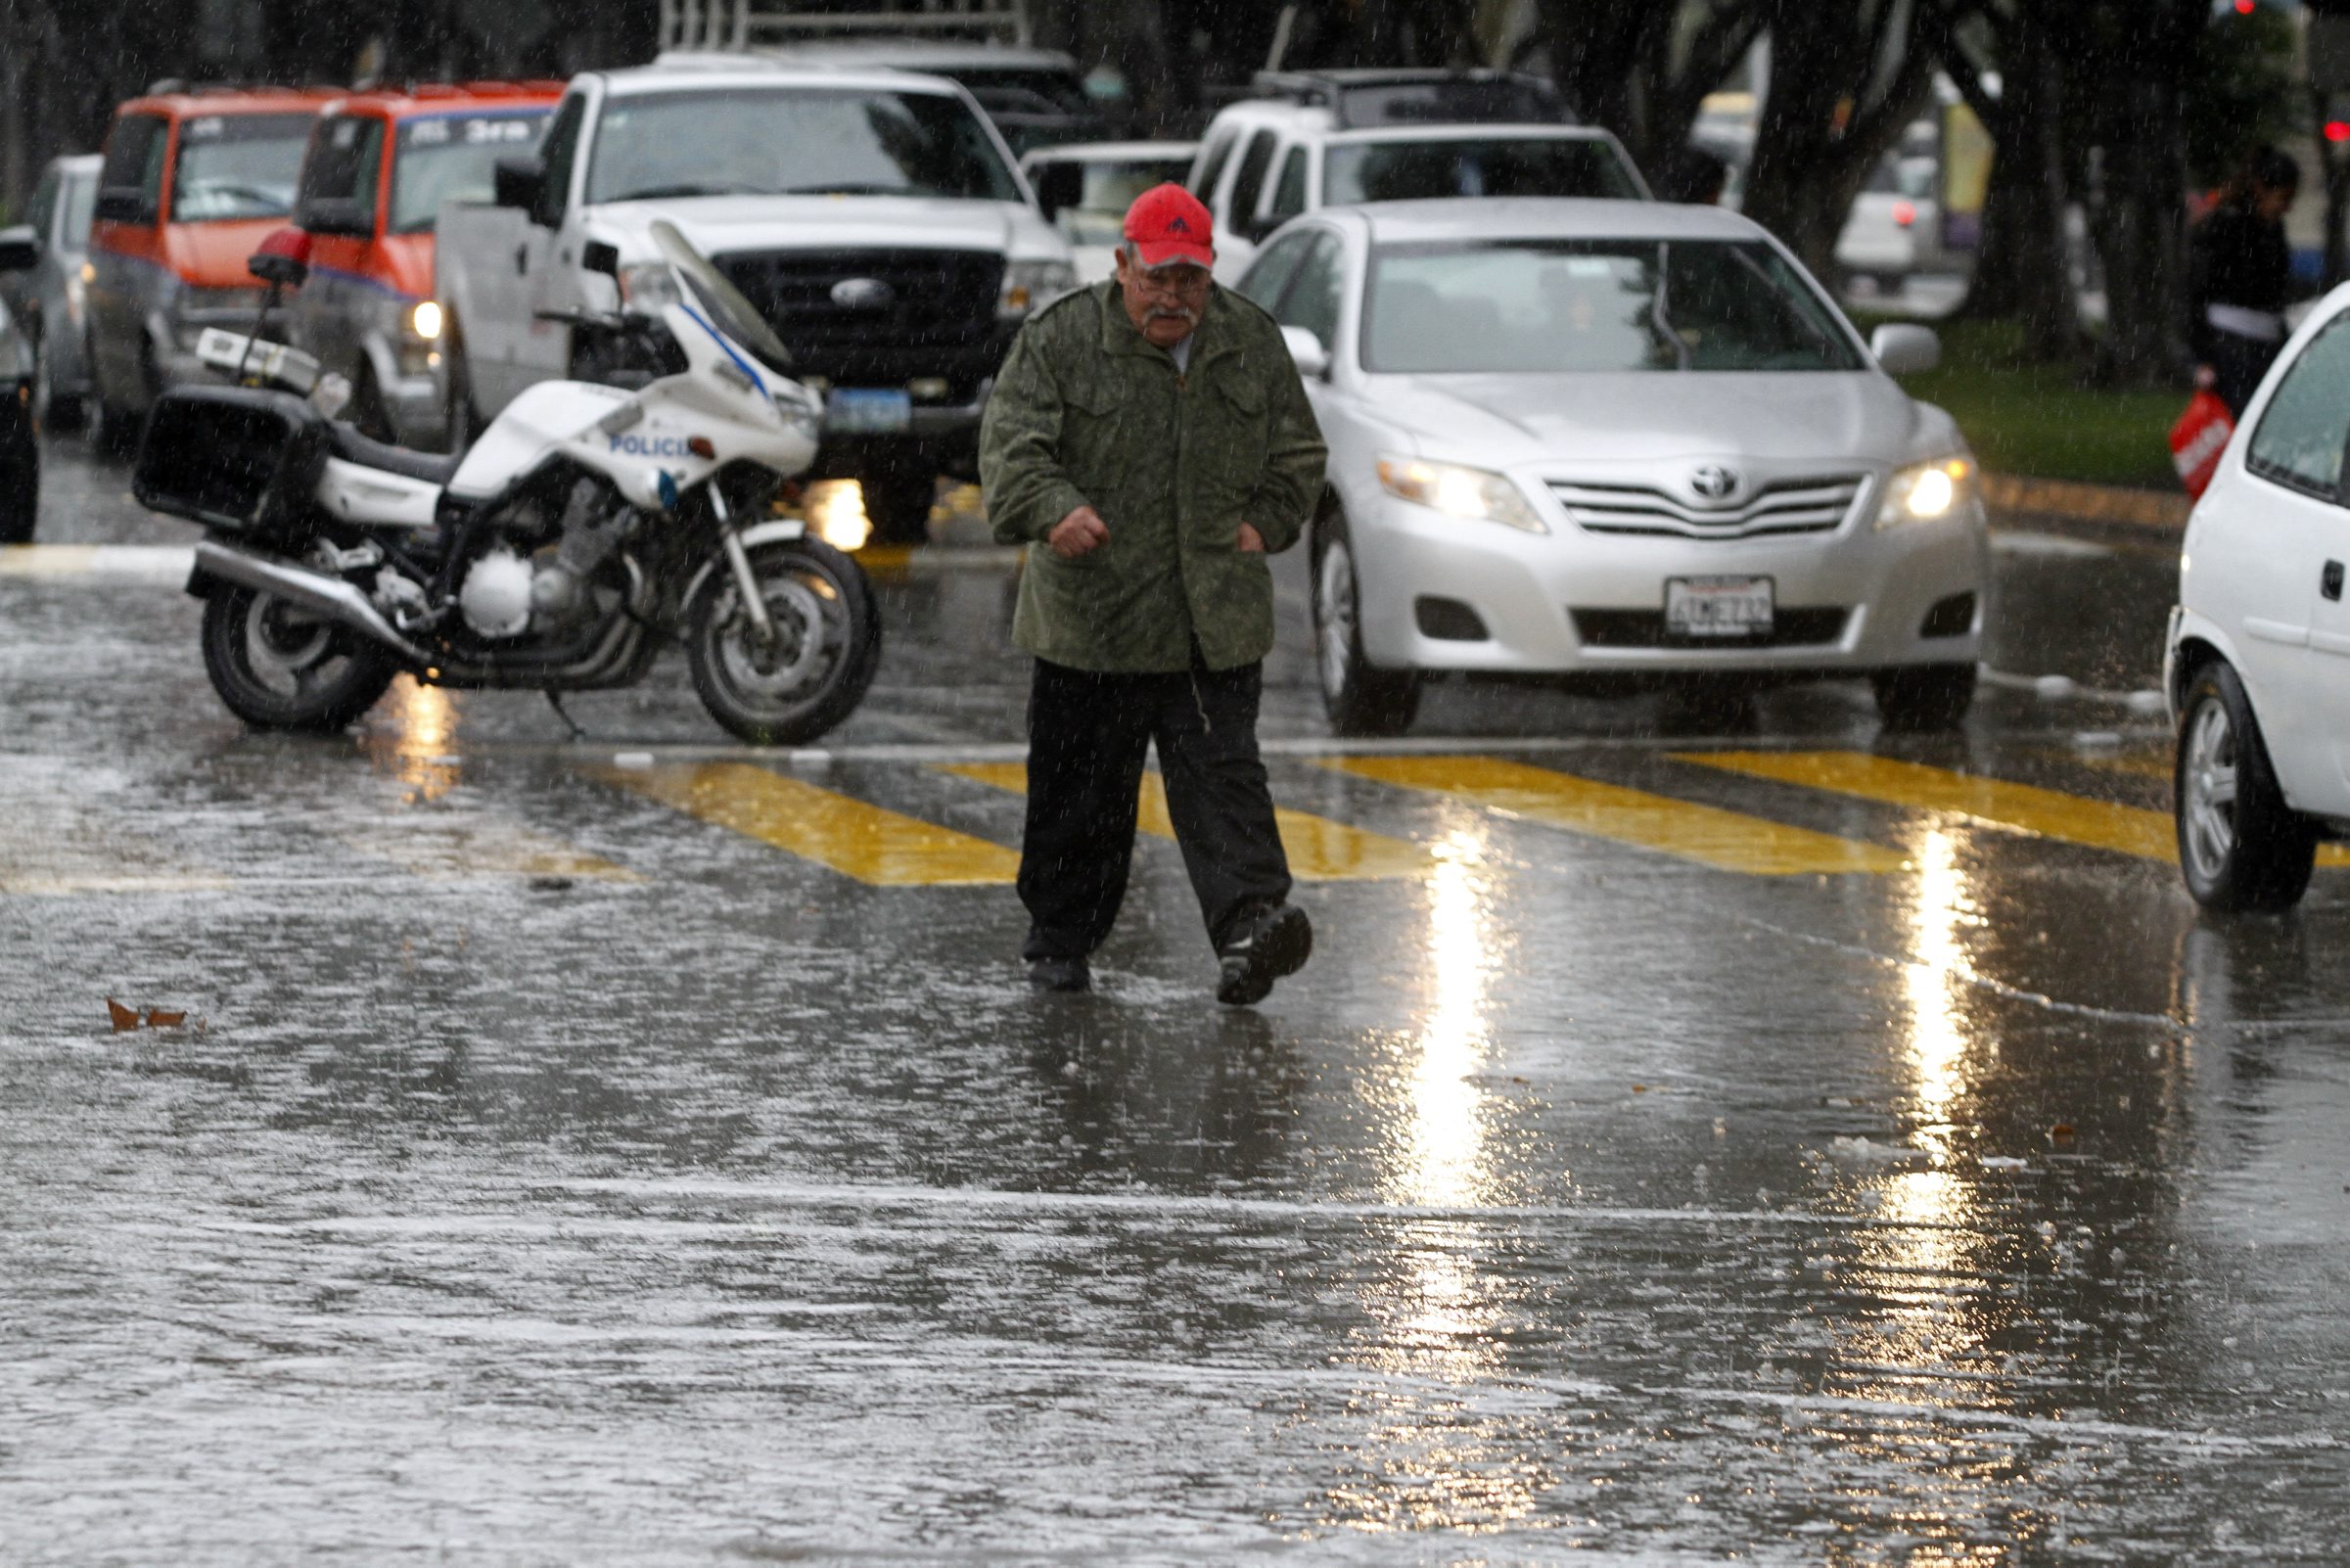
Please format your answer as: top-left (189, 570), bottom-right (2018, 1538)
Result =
top-left (0, 229), bottom-right (44, 542)
top-left (0, 154), bottom-right (102, 429)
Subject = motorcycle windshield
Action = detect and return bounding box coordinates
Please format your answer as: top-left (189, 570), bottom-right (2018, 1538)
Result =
top-left (648, 218), bottom-right (795, 373)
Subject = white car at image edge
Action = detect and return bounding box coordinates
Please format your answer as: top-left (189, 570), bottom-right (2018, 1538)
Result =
top-left (2166, 284), bottom-right (2350, 911)
top-left (1234, 198), bottom-right (1989, 735)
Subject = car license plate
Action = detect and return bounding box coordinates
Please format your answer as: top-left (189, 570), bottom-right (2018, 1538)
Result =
top-left (825, 388), bottom-right (912, 436)
top-left (1665, 576), bottom-right (1774, 638)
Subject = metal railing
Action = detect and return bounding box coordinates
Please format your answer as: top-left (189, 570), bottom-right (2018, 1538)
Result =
top-left (657, 0), bottom-right (1030, 52)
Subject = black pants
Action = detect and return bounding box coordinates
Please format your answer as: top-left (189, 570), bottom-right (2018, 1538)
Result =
top-left (1019, 654), bottom-right (1292, 961)
top-left (2210, 327), bottom-right (2281, 420)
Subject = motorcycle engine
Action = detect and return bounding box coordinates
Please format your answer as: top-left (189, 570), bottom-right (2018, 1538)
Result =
top-left (454, 479), bottom-right (633, 641)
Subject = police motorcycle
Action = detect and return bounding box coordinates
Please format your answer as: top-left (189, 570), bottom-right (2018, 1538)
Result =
top-left (137, 219), bottom-right (879, 744)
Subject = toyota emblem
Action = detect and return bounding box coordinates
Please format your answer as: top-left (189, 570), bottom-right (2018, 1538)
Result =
top-left (1689, 464), bottom-right (1741, 503)
top-left (829, 276), bottom-right (895, 311)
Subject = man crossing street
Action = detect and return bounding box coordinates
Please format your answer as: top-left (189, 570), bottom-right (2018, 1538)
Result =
top-left (979, 184), bottom-right (1327, 1004)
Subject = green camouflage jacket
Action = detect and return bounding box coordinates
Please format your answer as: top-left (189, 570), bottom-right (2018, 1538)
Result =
top-left (979, 280), bottom-right (1328, 672)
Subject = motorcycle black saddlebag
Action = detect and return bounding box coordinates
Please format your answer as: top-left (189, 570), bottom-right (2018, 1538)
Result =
top-left (133, 386), bottom-right (329, 546)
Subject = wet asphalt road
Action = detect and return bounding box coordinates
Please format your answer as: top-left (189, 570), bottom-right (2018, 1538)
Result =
top-left (5, 434), bottom-right (2348, 1564)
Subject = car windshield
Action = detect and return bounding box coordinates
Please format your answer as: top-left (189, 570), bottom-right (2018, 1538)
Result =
top-left (1039, 156), bottom-right (1192, 245)
top-left (588, 87), bottom-right (1022, 205)
top-left (390, 110), bottom-right (550, 233)
top-left (1324, 137), bottom-right (1640, 205)
top-left (172, 113), bottom-right (313, 221)
top-left (1363, 239), bottom-right (1864, 374)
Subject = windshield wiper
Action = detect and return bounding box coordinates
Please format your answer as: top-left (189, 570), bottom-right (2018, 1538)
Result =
top-left (609, 181), bottom-right (768, 202)
top-left (773, 183), bottom-right (926, 198)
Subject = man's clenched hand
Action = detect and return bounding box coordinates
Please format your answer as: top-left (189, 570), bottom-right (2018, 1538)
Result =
top-left (1049, 505), bottom-right (1110, 559)
top-left (1236, 523), bottom-right (1265, 553)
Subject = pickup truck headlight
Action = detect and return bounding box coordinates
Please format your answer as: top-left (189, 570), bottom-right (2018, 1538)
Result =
top-left (618, 262), bottom-right (682, 312)
top-left (1377, 454), bottom-right (1546, 533)
top-left (1000, 258), bottom-right (1077, 318)
top-left (407, 300), bottom-right (442, 341)
top-left (1876, 456), bottom-right (1974, 530)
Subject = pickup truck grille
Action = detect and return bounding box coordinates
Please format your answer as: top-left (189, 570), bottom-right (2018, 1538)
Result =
top-left (1547, 474), bottom-right (1867, 538)
top-left (714, 248), bottom-right (1007, 390)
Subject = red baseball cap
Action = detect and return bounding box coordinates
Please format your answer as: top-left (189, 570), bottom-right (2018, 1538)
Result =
top-left (1123, 183), bottom-right (1216, 269)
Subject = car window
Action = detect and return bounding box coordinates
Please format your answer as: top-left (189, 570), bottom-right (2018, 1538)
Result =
top-left (173, 113), bottom-right (313, 222)
top-left (24, 169), bottom-right (58, 245)
top-left (390, 111), bottom-right (548, 233)
top-left (60, 169), bottom-right (95, 246)
top-left (2246, 315), bottom-right (2350, 500)
top-left (1362, 239), bottom-right (1861, 374)
top-left (100, 115), bottom-right (171, 222)
top-left (1235, 228), bottom-right (1317, 311)
top-left (1267, 146), bottom-right (1309, 222)
top-left (1038, 155), bottom-right (1191, 246)
top-left (1190, 130), bottom-right (1238, 204)
top-left (1274, 232), bottom-right (1343, 346)
top-left (534, 95), bottom-right (588, 225)
top-left (1225, 129), bottom-right (1278, 227)
top-left (299, 115), bottom-right (385, 217)
top-left (1324, 137), bottom-right (1642, 205)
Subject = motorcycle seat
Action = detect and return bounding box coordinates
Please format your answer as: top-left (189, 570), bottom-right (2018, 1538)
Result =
top-left (327, 422), bottom-right (464, 487)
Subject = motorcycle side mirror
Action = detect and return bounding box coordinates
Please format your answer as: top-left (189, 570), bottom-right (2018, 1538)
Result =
top-left (249, 225), bottom-right (311, 290)
top-left (582, 240), bottom-right (620, 277)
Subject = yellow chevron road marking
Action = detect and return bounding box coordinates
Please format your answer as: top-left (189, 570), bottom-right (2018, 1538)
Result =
top-left (592, 761), bottom-right (1018, 886)
top-left (1324, 754), bottom-right (1905, 876)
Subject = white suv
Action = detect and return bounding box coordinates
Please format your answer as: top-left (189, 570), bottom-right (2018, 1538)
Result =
top-left (2167, 287), bottom-right (2350, 910)
top-left (1188, 69), bottom-right (1648, 285)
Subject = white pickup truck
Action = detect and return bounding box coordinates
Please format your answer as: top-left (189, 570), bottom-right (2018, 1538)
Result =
top-left (434, 54), bottom-right (1076, 542)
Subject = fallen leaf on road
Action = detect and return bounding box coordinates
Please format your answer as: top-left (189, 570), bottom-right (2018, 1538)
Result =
top-left (106, 998), bottom-right (139, 1033)
top-left (145, 1009), bottom-right (187, 1029)
top-left (2050, 1123), bottom-right (2077, 1141)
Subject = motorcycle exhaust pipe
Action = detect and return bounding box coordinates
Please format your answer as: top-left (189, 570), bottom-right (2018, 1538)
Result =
top-left (193, 540), bottom-right (432, 664)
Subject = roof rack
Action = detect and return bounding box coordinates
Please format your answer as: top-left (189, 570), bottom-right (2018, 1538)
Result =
top-left (1245, 68), bottom-right (1572, 130)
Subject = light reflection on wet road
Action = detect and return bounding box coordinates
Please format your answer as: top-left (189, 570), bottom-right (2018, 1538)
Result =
top-left (4, 438), bottom-right (2347, 1562)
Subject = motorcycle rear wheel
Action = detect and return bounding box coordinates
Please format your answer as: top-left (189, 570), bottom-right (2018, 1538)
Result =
top-left (684, 535), bottom-right (882, 746)
top-left (201, 584), bottom-right (396, 732)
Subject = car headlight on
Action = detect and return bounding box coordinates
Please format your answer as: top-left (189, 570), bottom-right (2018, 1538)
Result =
top-left (1877, 456), bottom-right (1974, 530)
top-left (1000, 258), bottom-right (1077, 317)
top-left (618, 262), bottom-right (682, 313)
top-left (1377, 454), bottom-right (1546, 533)
top-left (408, 300), bottom-right (442, 341)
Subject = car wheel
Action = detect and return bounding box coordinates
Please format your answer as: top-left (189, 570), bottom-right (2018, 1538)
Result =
top-left (349, 365), bottom-right (395, 442)
top-left (30, 329), bottom-right (82, 433)
top-left (1313, 507), bottom-right (1418, 737)
top-left (860, 464), bottom-right (938, 547)
top-left (442, 318), bottom-right (483, 452)
top-left (1872, 663), bottom-right (1974, 731)
top-left (2175, 660), bottom-right (2317, 912)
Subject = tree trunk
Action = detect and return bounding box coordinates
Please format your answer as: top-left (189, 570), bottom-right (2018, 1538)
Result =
top-left (1951, 10), bottom-right (2080, 360)
top-left (1741, 0), bottom-right (1936, 280)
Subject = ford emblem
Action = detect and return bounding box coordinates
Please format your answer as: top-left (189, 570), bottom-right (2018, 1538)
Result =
top-left (830, 276), bottom-right (895, 311)
top-left (1689, 464), bottom-right (1741, 503)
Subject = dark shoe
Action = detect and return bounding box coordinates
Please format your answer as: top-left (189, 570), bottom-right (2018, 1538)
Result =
top-left (1028, 955), bottom-right (1091, 992)
top-left (1216, 903), bottom-right (1313, 1006)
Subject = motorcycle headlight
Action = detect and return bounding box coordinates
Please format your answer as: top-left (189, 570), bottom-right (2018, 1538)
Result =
top-left (1876, 456), bottom-right (1975, 530)
top-left (1376, 454), bottom-right (1546, 533)
top-left (773, 387), bottom-right (822, 441)
top-left (999, 258), bottom-right (1077, 318)
top-left (618, 262), bottom-right (682, 313)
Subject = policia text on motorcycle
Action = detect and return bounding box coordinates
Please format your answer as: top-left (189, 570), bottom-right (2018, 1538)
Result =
top-left (979, 185), bottom-right (1328, 1005)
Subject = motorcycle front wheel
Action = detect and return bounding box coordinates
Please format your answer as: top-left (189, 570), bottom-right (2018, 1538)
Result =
top-left (684, 535), bottom-right (882, 745)
top-left (200, 584), bottom-right (396, 732)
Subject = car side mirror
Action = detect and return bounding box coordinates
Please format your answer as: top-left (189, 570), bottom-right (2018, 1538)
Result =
top-left (493, 157), bottom-right (546, 218)
top-left (0, 226), bottom-right (38, 272)
top-left (298, 197), bottom-right (374, 240)
top-left (1030, 163), bottom-right (1081, 224)
top-left (1280, 324), bottom-right (1329, 380)
top-left (1870, 323), bottom-right (1940, 376)
top-left (94, 187), bottom-right (152, 225)
top-left (581, 239), bottom-right (620, 277)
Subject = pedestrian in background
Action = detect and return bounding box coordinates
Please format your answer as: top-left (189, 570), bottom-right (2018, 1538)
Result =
top-left (979, 184), bottom-right (1327, 1005)
top-left (2189, 144), bottom-right (2300, 418)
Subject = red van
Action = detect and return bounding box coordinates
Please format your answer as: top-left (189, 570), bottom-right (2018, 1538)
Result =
top-left (287, 82), bottom-right (562, 447)
top-left (86, 87), bottom-right (337, 443)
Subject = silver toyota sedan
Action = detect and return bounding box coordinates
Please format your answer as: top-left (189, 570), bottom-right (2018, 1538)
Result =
top-left (1237, 199), bottom-right (1989, 734)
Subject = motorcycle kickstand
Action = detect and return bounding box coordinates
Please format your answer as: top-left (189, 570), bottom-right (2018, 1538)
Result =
top-left (544, 690), bottom-right (586, 741)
